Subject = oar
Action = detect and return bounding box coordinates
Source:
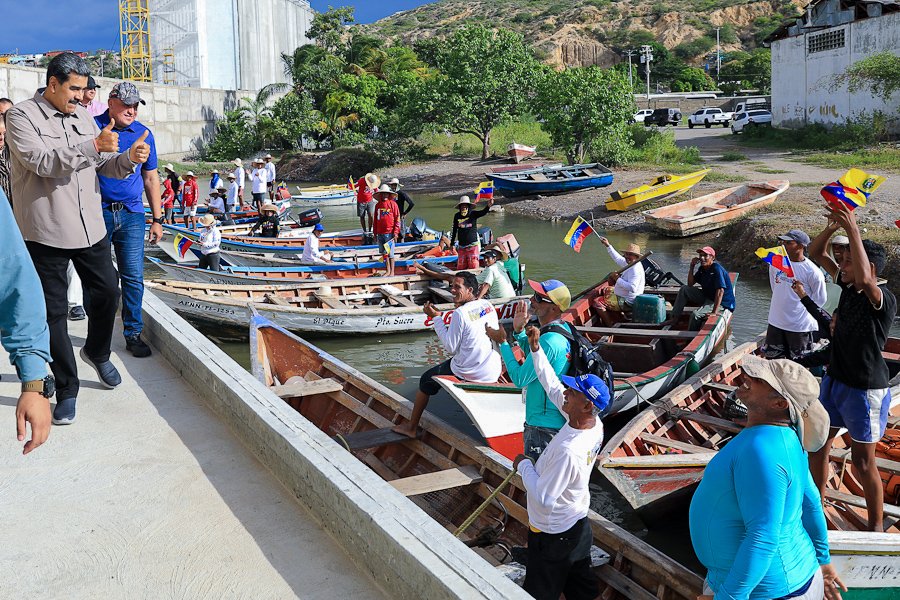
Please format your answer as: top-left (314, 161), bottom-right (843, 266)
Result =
top-left (571, 250), bottom-right (654, 302)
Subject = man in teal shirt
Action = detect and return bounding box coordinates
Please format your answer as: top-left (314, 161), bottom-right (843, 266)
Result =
top-left (486, 279), bottom-right (572, 460)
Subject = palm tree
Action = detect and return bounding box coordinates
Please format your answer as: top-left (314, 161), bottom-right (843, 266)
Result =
top-left (239, 83), bottom-right (285, 149)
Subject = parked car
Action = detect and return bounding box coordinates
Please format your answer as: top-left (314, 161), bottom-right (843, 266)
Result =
top-left (632, 109), bottom-right (653, 123)
top-left (644, 108), bottom-right (682, 127)
top-left (687, 107), bottom-right (732, 129)
top-left (732, 100), bottom-right (770, 116)
top-left (731, 109), bottom-right (773, 134)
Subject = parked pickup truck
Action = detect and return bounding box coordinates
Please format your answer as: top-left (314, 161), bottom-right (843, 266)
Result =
top-left (687, 107), bottom-right (732, 128)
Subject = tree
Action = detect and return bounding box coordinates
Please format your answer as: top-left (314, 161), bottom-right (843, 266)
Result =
top-left (423, 25), bottom-right (540, 160)
top-left (532, 66), bottom-right (636, 165)
top-left (674, 67), bottom-right (716, 92)
top-left (269, 92), bottom-right (320, 150)
top-left (719, 49), bottom-right (771, 92)
top-left (308, 6), bottom-right (355, 55)
top-left (203, 111), bottom-right (254, 161)
top-left (281, 44), bottom-right (344, 106)
top-left (830, 51), bottom-right (900, 102)
top-left (238, 84), bottom-right (284, 150)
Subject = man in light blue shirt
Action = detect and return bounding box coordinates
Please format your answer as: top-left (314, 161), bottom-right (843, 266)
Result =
top-left (0, 188), bottom-right (52, 454)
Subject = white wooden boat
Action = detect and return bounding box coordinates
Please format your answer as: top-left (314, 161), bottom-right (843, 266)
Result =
top-left (643, 180), bottom-right (790, 237)
top-left (145, 278), bottom-right (525, 335)
top-left (433, 277), bottom-right (735, 460)
top-left (293, 184), bottom-right (356, 206)
top-left (507, 142), bottom-right (536, 164)
top-left (828, 531), bottom-right (900, 599)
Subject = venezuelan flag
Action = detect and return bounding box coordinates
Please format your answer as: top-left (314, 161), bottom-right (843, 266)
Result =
top-left (475, 181), bottom-right (494, 201)
top-left (563, 216), bottom-right (593, 253)
top-left (347, 176), bottom-right (355, 191)
top-left (820, 168), bottom-right (886, 210)
top-left (756, 245), bottom-right (794, 278)
top-left (174, 233), bottom-right (194, 259)
top-left (382, 238), bottom-right (394, 255)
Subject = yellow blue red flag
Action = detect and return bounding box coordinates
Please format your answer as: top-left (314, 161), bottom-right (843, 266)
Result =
top-left (382, 238), bottom-right (394, 255)
top-left (820, 168), bottom-right (885, 210)
top-left (174, 233), bottom-right (193, 259)
top-left (475, 181), bottom-right (494, 201)
top-left (756, 245), bottom-right (794, 278)
top-left (563, 216), bottom-right (593, 253)
top-left (348, 176), bottom-right (355, 191)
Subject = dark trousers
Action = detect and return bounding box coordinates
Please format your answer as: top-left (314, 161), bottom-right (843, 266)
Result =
top-left (26, 238), bottom-right (120, 400)
top-left (524, 517), bottom-right (597, 600)
top-left (198, 251), bottom-right (221, 271)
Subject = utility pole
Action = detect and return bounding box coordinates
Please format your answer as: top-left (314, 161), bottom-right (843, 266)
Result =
top-left (715, 27), bottom-right (721, 82)
top-left (624, 49), bottom-right (636, 90)
top-left (640, 45), bottom-right (653, 99)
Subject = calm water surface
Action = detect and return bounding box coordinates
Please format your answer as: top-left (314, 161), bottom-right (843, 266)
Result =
top-left (175, 190), bottom-right (793, 571)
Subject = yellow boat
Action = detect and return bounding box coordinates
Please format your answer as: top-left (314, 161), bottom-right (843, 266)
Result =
top-left (604, 168), bottom-right (710, 211)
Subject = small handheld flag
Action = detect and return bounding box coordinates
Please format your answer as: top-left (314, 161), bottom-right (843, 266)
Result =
top-left (820, 168), bottom-right (885, 210)
top-left (756, 245), bottom-right (794, 278)
top-left (348, 176), bottom-right (355, 191)
top-left (475, 181), bottom-right (494, 201)
top-left (563, 216), bottom-right (594, 253)
top-left (174, 233), bottom-right (194, 259)
top-left (382, 238), bottom-right (395, 255)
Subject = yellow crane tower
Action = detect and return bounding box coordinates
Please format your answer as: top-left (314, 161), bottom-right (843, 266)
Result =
top-left (119, 0), bottom-right (152, 82)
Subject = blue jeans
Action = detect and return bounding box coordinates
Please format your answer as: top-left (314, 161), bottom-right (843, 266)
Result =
top-left (104, 208), bottom-right (146, 338)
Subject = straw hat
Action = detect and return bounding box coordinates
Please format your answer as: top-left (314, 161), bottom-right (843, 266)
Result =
top-left (232, 158), bottom-right (242, 166)
top-left (374, 183), bottom-right (397, 197)
top-left (185, 171), bottom-right (195, 178)
top-left (387, 177), bottom-right (403, 188)
top-left (198, 214), bottom-right (216, 227)
top-left (227, 172), bottom-right (236, 179)
top-left (164, 163), bottom-right (175, 172)
top-left (624, 243), bottom-right (641, 256)
top-left (483, 242), bottom-right (509, 261)
top-left (364, 173), bottom-right (381, 189)
top-left (211, 169), bottom-right (219, 174)
top-left (265, 153), bottom-right (273, 159)
top-left (260, 203), bottom-right (279, 213)
top-left (456, 195), bottom-right (472, 207)
top-left (215, 182), bottom-right (227, 191)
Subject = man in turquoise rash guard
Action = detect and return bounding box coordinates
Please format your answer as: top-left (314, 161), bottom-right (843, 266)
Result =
top-left (485, 279), bottom-right (572, 461)
top-left (690, 356), bottom-right (846, 600)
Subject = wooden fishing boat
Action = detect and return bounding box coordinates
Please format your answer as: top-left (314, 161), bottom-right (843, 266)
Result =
top-left (604, 169), bottom-right (710, 212)
top-left (490, 163), bottom-right (562, 174)
top-left (146, 277), bottom-right (525, 335)
top-left (434, 276), bottom-right (736, 460)
top-left (598, 336), bottom-right (900, 518)
top-left (147, 198), bottom-right (291, 222)
top-left (507, 142), bottom-right (536, 164)
top-left (248, 310), bottom-right (703, 600)
top-left (147, 254), bottom-right (459, 286)
top-left (827, 531), bottom-right (900, 599)
top-left (642, 180), bottom-right (790, 237)
top-left (293, 184), bottom-right (356, 206)
top-left (489, 163), bottom-right (614, 197)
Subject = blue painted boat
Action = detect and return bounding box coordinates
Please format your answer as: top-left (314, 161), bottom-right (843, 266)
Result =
top-left (488, 163), bottom-right (614, 197)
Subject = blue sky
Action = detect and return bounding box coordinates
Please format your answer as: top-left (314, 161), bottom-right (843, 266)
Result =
top-left (0, 1), bottom-right (430, 54)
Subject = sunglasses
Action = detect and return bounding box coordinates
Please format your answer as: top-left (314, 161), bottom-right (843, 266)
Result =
top-left (531, 294), bottom-right (554, 304)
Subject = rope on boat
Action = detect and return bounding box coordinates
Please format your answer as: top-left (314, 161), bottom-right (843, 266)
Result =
top-left (334, 433), bottom-right (351, 452)
top-left (454, 468), bottom-right (518, 538)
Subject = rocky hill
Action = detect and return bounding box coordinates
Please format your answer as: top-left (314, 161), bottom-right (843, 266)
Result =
top-left (370, 0), bottom-right (804, 68)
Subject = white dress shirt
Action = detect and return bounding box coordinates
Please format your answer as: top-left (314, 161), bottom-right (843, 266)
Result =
top-left (607, 246), bottom-right (645, 304)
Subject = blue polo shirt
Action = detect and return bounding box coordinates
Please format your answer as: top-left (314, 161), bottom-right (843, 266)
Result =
top-left (694, 262), bottom-right (736, 312)
top-left (95, 111), bottom-right (158, 212)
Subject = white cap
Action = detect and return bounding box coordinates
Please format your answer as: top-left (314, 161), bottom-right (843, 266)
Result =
top-left (185, 171), bottom-right (195, 177)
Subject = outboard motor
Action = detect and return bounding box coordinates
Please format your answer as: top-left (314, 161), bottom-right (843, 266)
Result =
top-left (408, 217), bottom-right (428, 241)
top-left (296, 208), bottom-right (322, 226)
top-left (477, 226), bottom-right (493, 247)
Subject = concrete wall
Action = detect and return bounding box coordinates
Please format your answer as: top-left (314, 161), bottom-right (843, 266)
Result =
top-left (771, 12), bottom-right (900, 132)
top-left (140, 291), bottom-right (530, 600)
top-left (0, 62), bottom-right (254, 157)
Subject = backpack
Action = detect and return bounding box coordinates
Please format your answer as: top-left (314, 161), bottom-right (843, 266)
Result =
top-left (542, 322), bottom-right (616, 415)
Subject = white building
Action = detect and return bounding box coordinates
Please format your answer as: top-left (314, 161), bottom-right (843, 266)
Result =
top-left (149, 0), bottom-right (314, 91)
top-left (769, 0), bottom-right (900, 133)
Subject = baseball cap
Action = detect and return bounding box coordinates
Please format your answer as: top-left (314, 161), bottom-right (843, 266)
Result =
top-left (831, 235), bottom-right (850, 246)
top-left (697, 246), bottom-right (716, 257)
top-left (109, 81), bottom-right (146, 105)
top-left (481, 249), bottom-right (500, 260)
top-left (313, 223), bottom-right (324, 231)
top-left (741, 355), bottom-right (830, 452)
top-left (528, 279), bottom-right (571, 311)
top-left (778, 229), bottom-right (811, 246)
top-left (86, 76), bottom-right (100, 90)
top-left (559, 373), bottom-right (610, 412)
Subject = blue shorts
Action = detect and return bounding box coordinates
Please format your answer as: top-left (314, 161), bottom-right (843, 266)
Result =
top-left (376, 233), bottom-right (394, 257)
top-left (819, 374), bottom-right (891, 443)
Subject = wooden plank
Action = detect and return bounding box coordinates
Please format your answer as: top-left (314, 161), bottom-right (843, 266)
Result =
top-left (314, 292), bottom-right (349, 309)
top-left (602, 453), bottom-right (713, 468)
top-left (830, 448), bottom-right (900, 475)
top-left (702, 381), bottom-right (737, 394)
top-left (263, 293), bottom-right (290, 306)
top-left (596, 564), bottom-right (659, 600)
top-left (389, 465), bottom-right (482, 496)
top-left (428, 285), bottom-right (455, 303)
top-left (334, 427), bottom-right (422, 451)
top-left (639, 433), bottom-right (716, 454)
top-left (376, 286), bottom-right (417, 308)
top-left (825, 489), bottom-right (900, 519)
top-left (670, 408), bottom-right (742, 433)
top-left (270, 378), bottom-right (344, 398)
top-left (578, 326), bottom-right (696, 339)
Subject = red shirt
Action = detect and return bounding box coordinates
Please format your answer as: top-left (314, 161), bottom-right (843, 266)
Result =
top-left (373, 198), bottom-right (400, 236)
top-left (356, 177), bottom-right (374, 204)
top-left (182, 179), bottom-right (199, 207)
top-left (162, 179), bottom-right (175, 208)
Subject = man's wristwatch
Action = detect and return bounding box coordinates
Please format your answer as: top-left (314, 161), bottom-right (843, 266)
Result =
top-left (21, 375), bottom-right (55, 399)
top-left (151, 216), bottom-right (164, 224)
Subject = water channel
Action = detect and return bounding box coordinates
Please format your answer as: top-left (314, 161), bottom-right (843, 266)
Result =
top-left (156, 189), bottom-right (834, 571)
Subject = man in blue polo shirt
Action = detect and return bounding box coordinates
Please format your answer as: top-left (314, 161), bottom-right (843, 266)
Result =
top-left (667, 245), bottom-right (735, 328)
top-left (95, 82), bottom-right (163, 357)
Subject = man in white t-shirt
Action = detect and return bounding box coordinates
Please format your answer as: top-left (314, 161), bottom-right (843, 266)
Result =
top-left (225, 172), bottom-right (239, 212)
top-left (596, 237), bottom-right (645, 326)
top-left (250, 158), bottom-right (268, 210)
top-left (514, 325), bottom-right (607, 600)
top-left (264, 153), bottom-right (276, 200)
top-left (301, 224), bottom-right (332, 264)
top-left (394, 271), bottom-right (501, 437)
top-left (232, 158), bottom-right (245, 207)
top-left (765, 229), bottom-right (826, 360)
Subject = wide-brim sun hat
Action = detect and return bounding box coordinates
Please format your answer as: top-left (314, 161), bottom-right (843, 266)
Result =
top-left (233, 158), bottom-right (242, 166)
top-left (215, 182), bottom-right (227, 190)
top-left (624, 243), bottom-right (641, 256)
top-left (211, 169), bottom-right (219, 174)
top-left (484, 242), bottom-right (509, 261)
top-left (387, 177), bottom-right (403, 187)
top-left (364, 173), bottom-right (381, 189)
top-left (198, 214), bottom-right (216, 226)
top-left (741, 355), bottom-right (830, 452)
top-left (260, 203), bottom-right (279, 213)
top-left (374, 183), bottom-right (397, 197)
top-left (185, 171), bottom-right (195, 177)
top-left (227, 173), bottom-right (236, 179)
top-left (164, 163), bottom-right (175, 171)
top-left (457, 195), bottom-right (472, 207)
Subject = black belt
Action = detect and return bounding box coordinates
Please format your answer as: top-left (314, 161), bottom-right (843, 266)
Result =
top-left (103, 201), bottom-right (126, 212)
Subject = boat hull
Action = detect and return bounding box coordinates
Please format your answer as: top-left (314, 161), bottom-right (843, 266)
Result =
top-left (489, 162), bottom-right (614, 197)
top-left (292, 192), bottom-right (355, 206)
top-left (604, 169), bottom-right (710, 212)
top-left (507, 143), bottom-right (536, 164)
top-left (828, 531), bottom-right (900, 599)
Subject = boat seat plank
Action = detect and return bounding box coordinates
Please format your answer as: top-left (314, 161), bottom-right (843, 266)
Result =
top-left (702, 382), bottom-right (738, 394)
top-left (825, 489), bottom-right (900, 519)
top-left (830, 448), bottom-right (900, 475)
top-left (582, 168), bottom-right (601, 177)
top-left (263, 293), bottom-right (291, 306)
top-left (670, 408), bottom-right (742, 433)
top-left (602, 453), bottom-right (713, 468)
top-left (428, 286), bottom-right (455, 303)
top-left (314, 292), bottom-right (350, 309)
top-left (377, 286), bottom-right (418, 307)
top-left (334, 427), bottom-right (422, 451)
top-left (271, 378), bottom-right (344, 398)
top-left (389, 465), bottom-right (483, 496)
top-left (529, 173), bottom-right (548, 181)
top-left (596, 564), bottom-right (660, 600)
top-left (578, 326), bottom-right (696, 339)
top-left (639, 433), bottom-right (717, 454)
